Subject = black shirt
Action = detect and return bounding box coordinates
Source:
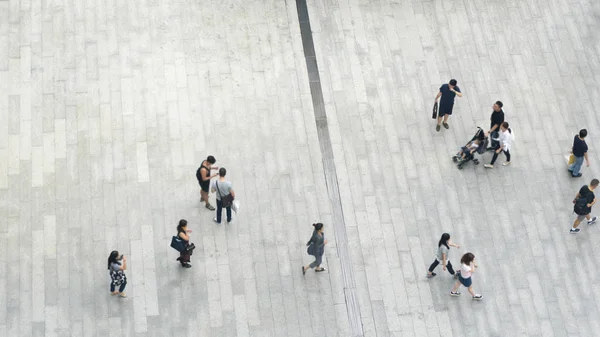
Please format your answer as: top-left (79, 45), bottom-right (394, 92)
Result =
top-left (572, 135), bottom-right (588, 157)
top-left (490, 110), bottom-right (505, 130)
top-left (579, 185), bottom-right (595, 213)
top-left (439, 84), bottom-right (461, 107)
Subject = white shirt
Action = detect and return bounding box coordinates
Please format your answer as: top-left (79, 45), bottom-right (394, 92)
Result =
top-left (499, 129), bottom-right (514, 151)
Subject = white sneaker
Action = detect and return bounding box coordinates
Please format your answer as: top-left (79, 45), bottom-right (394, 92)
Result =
top-left (502, 161), bottom-right (511, 166)
top-left (472, 294), bottom-right (483, 300)
top-left (484, 164), bottom-right (493, 169)
top-left (588, 216), bottom-right (597, 225)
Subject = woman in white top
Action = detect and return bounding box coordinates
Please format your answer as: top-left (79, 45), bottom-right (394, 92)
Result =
top-left (485, 121), bottom-right (514, 168)
top-left (450, 252), bottom-right (482, 300)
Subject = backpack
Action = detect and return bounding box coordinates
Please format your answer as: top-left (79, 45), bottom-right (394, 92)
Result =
top-left (574, 196), bottom-right (589, 215)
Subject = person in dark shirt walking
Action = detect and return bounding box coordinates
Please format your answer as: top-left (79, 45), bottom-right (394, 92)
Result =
top-left (434, 79), bottom-right (463, 131)
top-left (570, 179), bottom-right (598, 234)
top-left (485, 101), bottom-right (505, 151)
top-left (569, 129), bottom-right (590, 177)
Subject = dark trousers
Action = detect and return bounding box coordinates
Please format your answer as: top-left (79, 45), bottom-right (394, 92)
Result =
top-left (491, 147), bottom-right (510, 165)
top-left (428, 259), bottom-right (455, 275)
top-left (110, 280), bottom-right (127, 293)
top-left (216, 199), bottom-right (232, 223)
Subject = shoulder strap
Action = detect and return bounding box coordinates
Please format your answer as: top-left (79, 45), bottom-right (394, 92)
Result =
top-left (215, 181), bottom-right (222, 198)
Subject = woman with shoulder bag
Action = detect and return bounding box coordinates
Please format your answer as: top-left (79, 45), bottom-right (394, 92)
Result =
top-left (302, 223), bottom-right (327, 274)
top-left (108, 251), bottom-right (128, 298)
top-left (176, 219), bottom-right (194, 268)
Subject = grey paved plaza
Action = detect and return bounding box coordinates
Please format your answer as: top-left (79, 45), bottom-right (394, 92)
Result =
top-left (2, 0), bottom-right (600, 336)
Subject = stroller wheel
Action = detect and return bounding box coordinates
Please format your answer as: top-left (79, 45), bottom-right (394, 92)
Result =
top-left (452, 156), bottom-right (458, 162)
top-left (473, 159), bottom-right (479, 165)
top-left (458, 165), bottom-right (464, 170)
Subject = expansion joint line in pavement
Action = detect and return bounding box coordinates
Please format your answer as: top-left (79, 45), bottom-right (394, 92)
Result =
top-left (294, 0), bottom-right (364, 336)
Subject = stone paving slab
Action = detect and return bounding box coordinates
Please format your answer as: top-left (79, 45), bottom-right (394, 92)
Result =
top-left (2, 0), bottom-right (600, 336)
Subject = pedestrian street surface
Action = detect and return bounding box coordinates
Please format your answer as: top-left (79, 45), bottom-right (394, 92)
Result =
top-left (1, 0), bottom-right (600, 336)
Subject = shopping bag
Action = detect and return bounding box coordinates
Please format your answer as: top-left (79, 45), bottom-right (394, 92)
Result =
top-left (170, 236), bottom-right (186, 252)
top-left (568, 154), bottom-right (576, 165)
top-left (232, 199), bottom-right (240, 213)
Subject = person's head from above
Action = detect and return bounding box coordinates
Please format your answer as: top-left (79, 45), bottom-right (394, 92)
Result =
top-left (438, 233), bottom-right (450, 248)
top-left (108, 250), bottom-right (122, 269)
top-left (449, 79), bottom-right (457, 89)
top-left (219, 167), bottom-right (227, 177)
top-left (493, 101), bottom-right (503, 111)
top-left (206, 155), bottom-right (216, 165)
top-left (177, 219), bottom-right (188, 232)
top-left (500, 121), bottom-right (510, 132)
top-left (579, 129), bottom-right (588, 139)
top-left (590, 179), bottom-right (599, 190)
top-left (313, 223), bottom-right (324, 232)
top-left (460, 252), bottom-right (475, 265)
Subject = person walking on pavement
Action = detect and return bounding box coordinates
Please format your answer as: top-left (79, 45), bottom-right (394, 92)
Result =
top-left (570, 179), bottom-right (599, 234)
top-left (176, 219), bottom-right (193, 268)
top-left (434, 79), bottom-right (463, 131)
top-left (450, 252), bottom-right (482, 300)
top-left (485, 101), bottom-right (505, 151)
top-left (196, 155), bottom-right (219, 210)
top-left (302, 223), bottom-right (327, 274)
top-left (569, 129), bottom-right (590, 178)
top-left (211, 168), bottom-right (235, 224)
top-left (485, 122), bottom-right (514, 168)
top-left (108, 251), bottom-right (128, 298)
top-left (426, 233), bottom-right (460, 278)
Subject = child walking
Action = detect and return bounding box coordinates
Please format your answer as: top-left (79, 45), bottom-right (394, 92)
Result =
top-left (426, 233), bottom-right (460, 278)
top-left (450, 253), bottom-right (482, 300)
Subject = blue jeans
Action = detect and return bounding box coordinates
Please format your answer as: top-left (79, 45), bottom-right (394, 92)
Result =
top-left (216, 199), bottom-right (232, 223)
top-left (569, 155), bottom-right (584, 175)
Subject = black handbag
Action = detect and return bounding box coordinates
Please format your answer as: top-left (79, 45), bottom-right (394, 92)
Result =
top-left (170, 236), bottom-right (186, 252)
top-left (216, 181), bottom-right (234, 208)
top-left (432, 102), bottom-right (438, 119)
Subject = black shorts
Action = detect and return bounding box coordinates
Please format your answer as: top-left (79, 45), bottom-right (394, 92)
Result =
top-left (199, 180), bottom-right (210, 192)
top-left (438, 104), bottom-right (454, 117)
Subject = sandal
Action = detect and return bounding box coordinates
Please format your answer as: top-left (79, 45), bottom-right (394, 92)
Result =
top-left (119, 292), bottom-right (127, 298)
top-left (315, 268), bottom-right (326, 272)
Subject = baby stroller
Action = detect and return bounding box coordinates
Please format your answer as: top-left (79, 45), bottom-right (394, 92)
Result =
top-left (452, 127), bottom-right (489, 169)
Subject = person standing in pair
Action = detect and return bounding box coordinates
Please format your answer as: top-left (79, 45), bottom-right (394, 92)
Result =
top-left (434, 79), bottom-right (463, 131)
top-left (426, 233), bottom-right (460, 278)
top-left (196, 156), bottom-right (219, 210)
top-left (176, 219), bottom-right (193, 268)
top-left (569, 129), bottom-right (590, 178)
top-left (450, 253), bottom-right (482, 300)
top-left (485, 101), bottom-right (505, 151)
top-left (302, 223), bottom-right (327, 274)
top-left (211, 168), bottom-right (235, 224)
top-left (108, 251), bottom-right (127, 298)
top-left (570, 179), bottom-right (598, 234)
top-left (484, 122), bottom-right (514, 168)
